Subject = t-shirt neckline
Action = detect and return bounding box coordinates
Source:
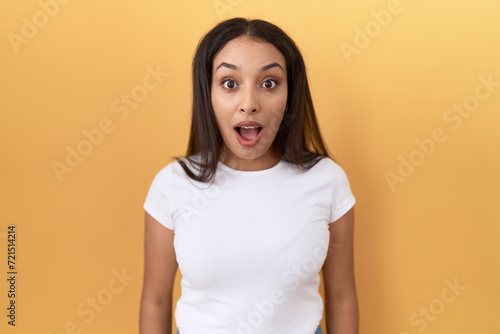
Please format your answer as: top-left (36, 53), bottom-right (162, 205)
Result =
top-left (217, 159), bottom-right (284, 176)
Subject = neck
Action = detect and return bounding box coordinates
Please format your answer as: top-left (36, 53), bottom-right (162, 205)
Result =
top-left (219, 147), bottom-right (281, 171)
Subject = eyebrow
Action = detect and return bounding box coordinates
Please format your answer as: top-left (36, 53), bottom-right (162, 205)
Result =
top-left (215, 62), bottom-right (284, 72)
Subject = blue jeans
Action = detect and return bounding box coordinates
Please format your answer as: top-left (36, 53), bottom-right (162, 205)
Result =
top-left (174, 324), bottom-right (323, 333)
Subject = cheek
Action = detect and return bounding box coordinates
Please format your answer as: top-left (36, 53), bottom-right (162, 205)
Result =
top-left (211, 87), bottom-right (238, 111)
top-left (266, 97), bottom-right (288, 132)
top-left (210, 89), bottom-right (220, 115)
top-left (268, 110), bottom-right (285, 132)
top-left (211, 92), bottom-right (230, 130)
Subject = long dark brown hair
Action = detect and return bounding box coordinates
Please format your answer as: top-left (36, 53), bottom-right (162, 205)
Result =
top-left (176, 17), bottom-right (331, 182)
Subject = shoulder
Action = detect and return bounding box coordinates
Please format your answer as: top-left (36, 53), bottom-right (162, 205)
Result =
top-left (149, 153), bottom-right (205, 185)
top-left (148, 156), bottom-right (188, 182)
top-left (309, 156), bottom-right (350, 181)
top-left (282, 156), bottom-right (353, 194)
top-left (308, 157), bottom-right (354, 201)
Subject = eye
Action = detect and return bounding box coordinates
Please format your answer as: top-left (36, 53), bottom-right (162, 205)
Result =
top-left (222, 80), bottom-right (237, 89)
top-left (262, 79), bottom-right (278, 89)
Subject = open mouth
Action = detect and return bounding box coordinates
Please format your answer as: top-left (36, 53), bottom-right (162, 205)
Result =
top-left (234, 125), bottom-right (264, 148)
top-left (235, 126), bottom-right (263, 141)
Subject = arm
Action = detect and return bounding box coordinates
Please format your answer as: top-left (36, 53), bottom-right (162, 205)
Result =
top-left (322, 207), bottom-right (359, 334)
top-left (139, 212), bottom-right (178, 334)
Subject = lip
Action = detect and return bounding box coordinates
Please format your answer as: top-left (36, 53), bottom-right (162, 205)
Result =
top-left (233, 121), bottom-right (264, 148)
top-left (234, 120), bottom-right (263, 128)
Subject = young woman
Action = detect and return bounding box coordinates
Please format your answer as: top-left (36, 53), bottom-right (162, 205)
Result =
top-left (140, 18), bottom-right (358, 334)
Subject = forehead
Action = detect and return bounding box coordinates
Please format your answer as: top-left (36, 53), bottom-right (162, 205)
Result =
top-left (213, 35), bottom-right (286, 69)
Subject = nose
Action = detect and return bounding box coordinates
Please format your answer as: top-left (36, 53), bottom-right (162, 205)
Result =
top-left (239, 86), bottom-right (259, 113)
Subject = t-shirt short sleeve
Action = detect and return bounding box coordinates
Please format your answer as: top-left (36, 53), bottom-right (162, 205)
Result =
top-left (143, 166), bottom-right (175, 230)
top-left (327, 160), bottom-right (356, 223)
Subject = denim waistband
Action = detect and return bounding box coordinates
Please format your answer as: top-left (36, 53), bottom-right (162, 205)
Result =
top-left (174, 324), bottom-right (322, 334)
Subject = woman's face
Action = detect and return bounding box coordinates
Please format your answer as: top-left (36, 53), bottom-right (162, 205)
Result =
top-left (211, 35), bottom-right (288, 171)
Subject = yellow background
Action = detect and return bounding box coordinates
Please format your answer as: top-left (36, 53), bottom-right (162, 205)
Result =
top-left (1, 0), bottom-right (499, 333)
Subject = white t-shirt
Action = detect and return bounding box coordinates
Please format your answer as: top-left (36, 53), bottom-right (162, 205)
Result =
top-left (143, 154), bottom-right (356, 334)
